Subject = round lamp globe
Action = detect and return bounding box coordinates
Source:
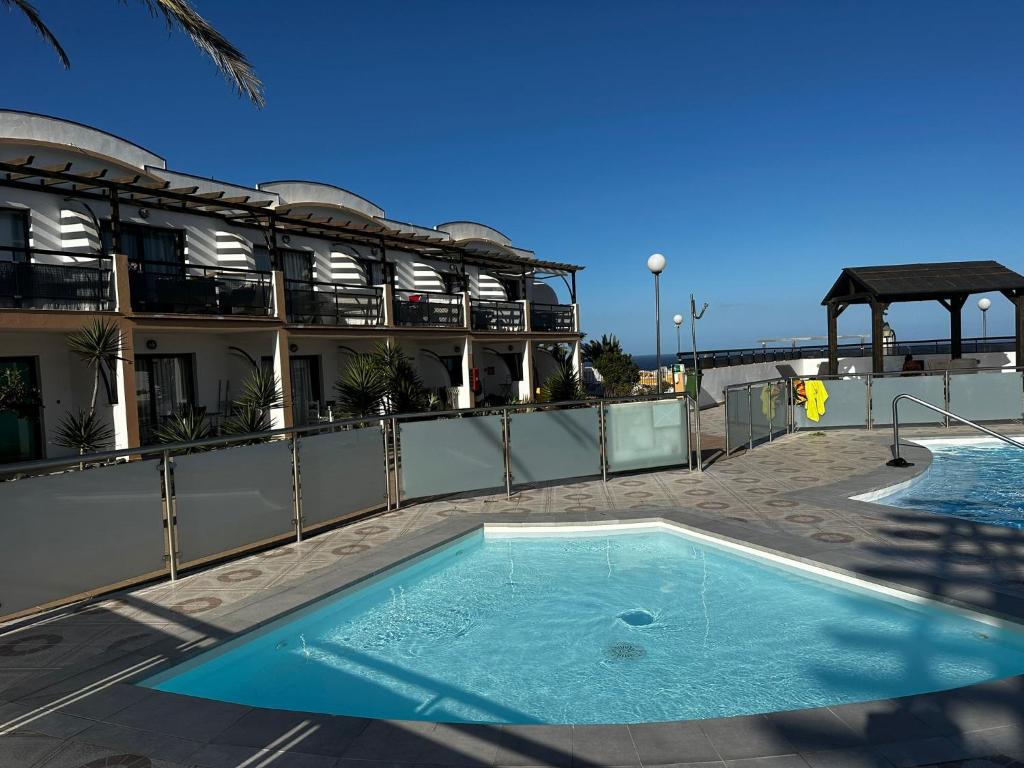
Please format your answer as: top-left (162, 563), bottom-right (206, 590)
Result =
top-left (646, 253), bottom-right (666, 275)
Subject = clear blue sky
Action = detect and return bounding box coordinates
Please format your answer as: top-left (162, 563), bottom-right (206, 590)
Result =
top-left (3, 1), bottom-right (1023, 353)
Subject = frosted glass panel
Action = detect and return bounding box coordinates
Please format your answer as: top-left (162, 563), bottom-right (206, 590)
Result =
top-left (949, 371), bottom-right (1024, 422)
top-left (174, 440), bottom-right (294, 564)
top-left (0, 460), bottom-right (165, 616)
top-left (605, 399), bottom-right (689, 473)
top-left (509, 408), bottom-right (600, 484)
top-left (794, 378), bottom-right (868, 429)
top-left (871, 376), bottom-right (946, 426)
top-left (726, 387), bottom-right (750, 452)
top-left (300, 425), bottom-right (386, 528)
top-left (400, 415), bottom-right (505, 500)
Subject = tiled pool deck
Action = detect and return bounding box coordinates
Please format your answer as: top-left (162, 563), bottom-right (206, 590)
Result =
top-left (4, 407), bottom-right (1024, 767)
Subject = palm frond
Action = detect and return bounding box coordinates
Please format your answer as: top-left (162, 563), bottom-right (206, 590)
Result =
top-left (155, 406), bottom-right (210, 451)
top-left (235, 365), bottom-right (283, 411)
top-left (5, 0), bottom-right (70, 68)
top-left (540, 360), bottom-right (585, 403)
top-left (130, 0), bottom-right (264, 107)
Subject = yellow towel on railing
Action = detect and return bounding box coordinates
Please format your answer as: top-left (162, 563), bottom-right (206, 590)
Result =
top-left (804, 380), bottom-right (829, 422)
top-left (761, 385), bottom-right (776, 420)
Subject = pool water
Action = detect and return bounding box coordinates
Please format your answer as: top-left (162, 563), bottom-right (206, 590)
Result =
top-left (146, 525), bottom-right (1024, 724)
top-left (879, 438), bottom-right (1024, 529)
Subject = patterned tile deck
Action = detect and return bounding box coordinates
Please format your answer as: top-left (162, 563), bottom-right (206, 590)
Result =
top-left (3, 406), bottom-right (1024, 767)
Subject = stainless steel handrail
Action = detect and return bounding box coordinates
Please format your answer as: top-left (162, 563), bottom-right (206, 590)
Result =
top-left (888, 393), bottom-right (1024, 467)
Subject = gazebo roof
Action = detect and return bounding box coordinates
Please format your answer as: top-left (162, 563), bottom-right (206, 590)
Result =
top-left (822, 261), bottom-right (1024, 305)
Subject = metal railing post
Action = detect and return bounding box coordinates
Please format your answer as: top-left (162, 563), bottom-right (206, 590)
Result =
top-left (160, 450), bottom-right (178, 581)
top-left (686, 397), bottom-right (694, 470)
top-left (866, 374), bottom-right (873, 429)
top-left (724, 389), bottom-right (730, 456)
top-left (392, 416), bottom-right (401, 509)
top-left (382, 418), bottom-right (392, 511)
top-left (502, 408), bottom-right (513, 498)
top-left (944, 370), bottom-right (951, 428)
top-left (598, 403), bottom-right (608, 482)
top-left (747, 385), bottom-right (754, 450)
top-left (291, 433), bottom-right (303, 542)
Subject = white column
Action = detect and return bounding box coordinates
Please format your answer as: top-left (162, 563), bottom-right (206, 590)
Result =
top-left (458, 336), bottom-right (475, 409)
top-left (519, 342), bottom-right (535, 402)
top-left (271, 329), bottom-right (293, 429)
top-left (111, 323), bottom-right (139, 450)
top-left (571, 339), bottom-right (583, 381)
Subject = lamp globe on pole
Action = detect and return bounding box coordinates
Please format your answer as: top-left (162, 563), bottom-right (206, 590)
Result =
top-left (647, 254), bottom-right (666, 393)
top-left (673, 313), bottom-right (684, 357)
top-left (978, 297), bottom-right (992, 341)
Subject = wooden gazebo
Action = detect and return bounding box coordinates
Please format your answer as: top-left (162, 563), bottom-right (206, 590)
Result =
top-left (821, 261), bottom-right (1024, 374)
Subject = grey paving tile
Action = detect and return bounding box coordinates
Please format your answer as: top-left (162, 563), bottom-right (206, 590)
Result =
top-left (876, 736), bottom-right (973, 768)
top-left (74, 721), bottom-right (203, 763)
top-left (493, 724), bottom-right (573, 767)
top-left (762, 708), bottom-right (863, 751)
top-left (723, 756), bottom-right (810, 767)
top-left (699, 715), bottom-right (798, 761)
top-left (827, 699), bottom-right (943, 744)
top-left (211, 707), bottom-right (369, 756)
top-left (627, 721), bottom-right (720, 765)
top-left (189, 740), bottom-right (338, 767)
top-left (801, 747), bottom-right (896, 768)
top-left (0, 732), bottom-right (66, 767)
top-left (106, 693), bottom-right (249, 743)
top-left (0, 700), bottom-right (92, 740)
top-left (570, 724), bottom-right (639, 766)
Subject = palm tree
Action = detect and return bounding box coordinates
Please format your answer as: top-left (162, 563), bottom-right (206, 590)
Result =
top-left (155, 405), bottom-right (211, 451)
top-left (223, 364), bottom-right (284, 436)
top-left (581, 334), bottom-right (623, 364)
top-left (334, 354), bottom-right (387, 418)
top-left (6, 0), bottom-right (264, 106)
top-left (332, 343), bottom-right (429, 417)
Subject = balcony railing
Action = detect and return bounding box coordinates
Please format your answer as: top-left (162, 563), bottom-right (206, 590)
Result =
top-left (393, 290), bottom-right (464, 327)
top-left (530, 302), bottom-right (575, 333)
top-left (0, 252), bottom-right (114, 311)
top-left (285, 280), bottom-right (383, 326)
top-left (471, 299), bottom-right (524, 332)
top-left (129, 261), bottom-right (273, 316)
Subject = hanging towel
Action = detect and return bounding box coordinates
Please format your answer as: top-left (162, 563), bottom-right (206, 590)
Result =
top-left (804, 380), bottom-right (829, 422)
top-left (760, 385), bottom-right (775, 420)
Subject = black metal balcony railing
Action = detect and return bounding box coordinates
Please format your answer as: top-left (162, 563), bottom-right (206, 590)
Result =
top-left (471, 299), bottom-right (524, 332)
top-left (393, 290), bottom-right (464, 327)
top-left (285, 280), bottom-right (383, 326)
top-left (129, 261), bottom-right (273, 316)
top-left (530, 302), bottom-right (575, 333)
top-left (0, 251), bottom-right (114, 311)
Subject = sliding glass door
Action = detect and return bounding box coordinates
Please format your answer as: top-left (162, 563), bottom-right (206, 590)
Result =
top-left (0, 357), bottom-right (43, 464)
top-left (135, 354), bottom-right (196, 444)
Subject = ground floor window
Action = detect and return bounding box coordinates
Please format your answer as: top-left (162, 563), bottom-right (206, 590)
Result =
top-left (135, 354), bottom-right (196, 444)
top-left (0, 357), bottom-right (42, 464)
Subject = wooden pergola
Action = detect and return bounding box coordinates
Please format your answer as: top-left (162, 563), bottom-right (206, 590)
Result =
top-left (821, 261), bottom-right (1024, 374)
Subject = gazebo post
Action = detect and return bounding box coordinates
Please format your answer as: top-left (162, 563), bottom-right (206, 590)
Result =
top-left (1014, 294), bottom-right (1024, 367)
top-left (827, 302), bottom-right (839, 375)
top-left (870, 300), bottom-right (885, 373)
top-left (944, 295), bottom-right (966, 360)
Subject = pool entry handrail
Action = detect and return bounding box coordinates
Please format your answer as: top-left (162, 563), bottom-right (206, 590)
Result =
top-left (887, 393), bottom-right (1024, 467)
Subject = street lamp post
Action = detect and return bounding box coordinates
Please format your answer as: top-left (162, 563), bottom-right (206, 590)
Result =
top-left (647, 253), bottom-right (666, 394)
top-left (689, 293), bottom-right (709, 472)
top-left (978, 297), bottom-right (991, 342)
top-left (673, 314), bottom-right (683, 358)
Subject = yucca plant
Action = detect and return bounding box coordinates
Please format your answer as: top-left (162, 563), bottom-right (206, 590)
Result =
top-left (223, 365), bottom-right (283, 437)
top-left (54, 409), bottom-right (114, 455)
top-left (5, 0), bottom-right (264, 106)
top-left (334, 354), bottom-right (387, 418)
top-left (155, 406), bottom-right (211, 452)
top-left (540, 360), bottom-right (585, 403)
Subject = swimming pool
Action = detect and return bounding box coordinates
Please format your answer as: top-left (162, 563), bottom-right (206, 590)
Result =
top-left (146, 522), bottom-right (1024, 724)
top-left (874, 438), bottom-right (1024, 529)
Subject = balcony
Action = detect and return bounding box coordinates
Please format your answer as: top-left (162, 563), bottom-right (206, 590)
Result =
top-left (471, 299), bottom-right (524, 332)
top-left (285, 280), bottom-right (383, 326)
top-left (0, 253), bottom-right (114, 311)
top-left (393, 290), bottom-right (464, 327)
top-left (530, 302), bottom-right (575, 333)
top-left (129, 262), bottom-right (273, 316)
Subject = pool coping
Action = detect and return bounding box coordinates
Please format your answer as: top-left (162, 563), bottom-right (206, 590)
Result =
top-left (6, 440), bottom-right (1024, 766)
